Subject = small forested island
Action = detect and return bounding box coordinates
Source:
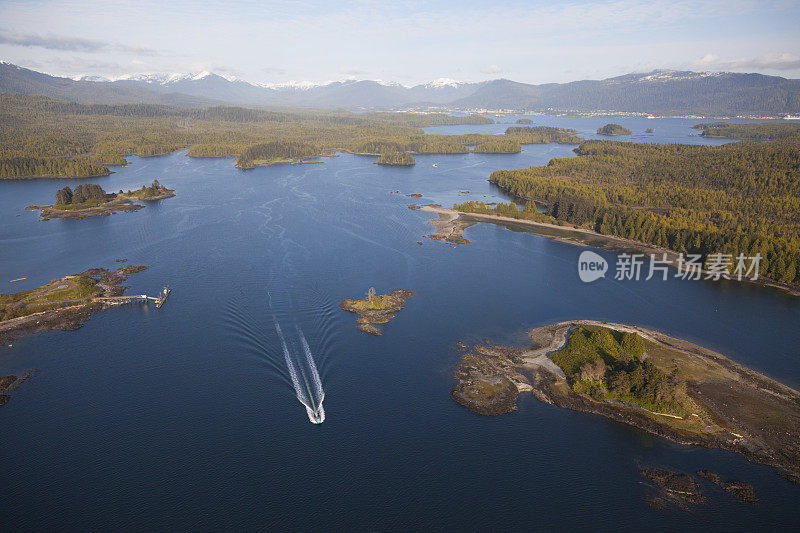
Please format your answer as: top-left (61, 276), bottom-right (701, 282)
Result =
top-left (597, 123), bottom-right (633, 135)
top-left (376, 148), bottom-right (416, 166)
top-left (0, 265), bottom-right (147, 344)
top-left (515, 118), bottom-right (534, 124)
top-left (27, 180), bottom-right (174, 220)
top-left (451, 320), bottom-right (800, 481)
top-left (235, 140), bottom-right (322, 169)
top-left (473, 138), bottom-right (521, 153)
top-left (340, 287), bottom-right (413, 335)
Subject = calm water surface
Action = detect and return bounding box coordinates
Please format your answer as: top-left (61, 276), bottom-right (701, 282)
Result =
top-left (1, 117), bottom-right (799, 530)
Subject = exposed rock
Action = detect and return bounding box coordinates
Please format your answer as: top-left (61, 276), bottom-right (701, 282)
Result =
top-left (0, 370), bottom-right (37, 408)
top-left (640, 469), bottom-right (705, 510)
top-left (340, 289), bottom-right (413, 335)
top-left (723, 481), bottom-right (758, 504)
top-left (0, 265), bottom-right (148, 344)
top-left (449, 319), bottom-right (800, 480)
top-left (697, 470), bottom-right (758, 504)
top-left (697, 469), bottom-right (722, 484)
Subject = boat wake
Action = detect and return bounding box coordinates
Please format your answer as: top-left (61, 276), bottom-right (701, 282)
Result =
top-left (273, 318), bottom-right (325, 424)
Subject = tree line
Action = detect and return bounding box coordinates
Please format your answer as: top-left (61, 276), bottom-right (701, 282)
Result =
top-left (488, 138), bottom-right (800, 284)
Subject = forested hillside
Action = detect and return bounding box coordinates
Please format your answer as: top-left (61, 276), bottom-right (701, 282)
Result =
top-left (0, 94), bottom-right (579, 177)
top-left (489, 138), bottom-right (800, 284)
top-left (450, 71), bottom-right (800, 115)
top-left (694, 122), bottom-right (800, 139)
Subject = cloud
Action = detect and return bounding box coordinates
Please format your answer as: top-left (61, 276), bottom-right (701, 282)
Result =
top-left (0, 30), bottom-right (158, 55)
top-left (480, 64), bottom-right (502, 74)
top-left (695, 52), bottom-right (800, 71)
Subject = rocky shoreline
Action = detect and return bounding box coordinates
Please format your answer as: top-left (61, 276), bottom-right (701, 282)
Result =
top-left (0, 265), bottom-right (148, 345)
top-left (410, 204), bottom-right (800, 297)
top-left (0, 370), bottom-right (37, 408)
top-left (451, 320), bottom-right (800, 480)
top-left (340, 289), bottom-right (413, 336)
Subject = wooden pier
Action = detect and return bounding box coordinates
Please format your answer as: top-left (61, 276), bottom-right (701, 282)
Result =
top-left (94, 285), bottom-right (171, 308)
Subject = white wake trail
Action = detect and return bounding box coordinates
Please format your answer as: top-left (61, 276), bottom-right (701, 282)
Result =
top-left (273, 318), bottom-right (325, 424)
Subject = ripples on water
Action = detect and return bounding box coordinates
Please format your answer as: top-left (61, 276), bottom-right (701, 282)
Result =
top-left (2, 117), bottom-right (799, 529)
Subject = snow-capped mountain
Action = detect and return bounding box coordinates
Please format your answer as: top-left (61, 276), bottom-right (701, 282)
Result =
top-left (3, 62), bottom-right (798, 115)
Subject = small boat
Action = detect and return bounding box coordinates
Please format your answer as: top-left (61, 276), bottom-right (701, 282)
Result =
top-left (432, 163), bottom-right (438, 167)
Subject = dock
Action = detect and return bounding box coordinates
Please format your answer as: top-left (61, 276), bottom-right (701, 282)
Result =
top-left (93, 285), bottom-right (171, 308)
top-left (155, 286), bottom-right (171, 308)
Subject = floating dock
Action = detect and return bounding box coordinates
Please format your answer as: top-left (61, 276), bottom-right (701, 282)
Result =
top-left (155, 286), bottom-right (170, 308)
top-left (93, 285), bottom-right (171, 308)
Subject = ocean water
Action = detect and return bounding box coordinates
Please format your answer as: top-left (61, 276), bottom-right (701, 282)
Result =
top-left (1, 117), bottom-right (799, 530)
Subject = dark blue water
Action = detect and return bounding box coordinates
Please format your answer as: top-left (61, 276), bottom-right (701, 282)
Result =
top-left (2, 118), bottom-right (799, 530)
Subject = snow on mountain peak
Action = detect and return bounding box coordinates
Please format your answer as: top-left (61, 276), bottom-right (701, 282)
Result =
top-left (426, 78), bottom-right (461, 89)
top-left (257, 80), bottom-right (320, 91)
top-left (191, 70), bottom-right (212, 81)
top-left (636, 70), bottom-right (723, 82)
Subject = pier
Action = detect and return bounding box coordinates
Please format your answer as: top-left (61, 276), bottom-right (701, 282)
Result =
top-left (94, 285), bottom-right (171, 308)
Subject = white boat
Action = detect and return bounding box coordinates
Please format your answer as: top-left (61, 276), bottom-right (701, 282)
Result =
top-left (432, 163), bottom-right (438, 167)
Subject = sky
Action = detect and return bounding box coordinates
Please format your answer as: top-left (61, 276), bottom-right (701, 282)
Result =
top-left (0, 0), bottom-right (799, 85)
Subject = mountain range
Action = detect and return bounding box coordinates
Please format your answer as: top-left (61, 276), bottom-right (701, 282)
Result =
top-left (1, 62), bottom-right (798, 116)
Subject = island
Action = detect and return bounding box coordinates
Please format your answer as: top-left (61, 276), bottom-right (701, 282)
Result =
top-left (515, 118), bottom-right (534, 124)
top-left (340, 287), bottom-right (413, 335)
top-left (26, 180), bottom-right (174, 220)
top-left (597, 123), bottom-right (632, 135)
top-left (0, 264), bottom-right (148, 345)
top-left (376, 148), bottom-right (416, 166)
top-left (234, 141), bottom-right (327, 169)
top-left (451, 320), bottom-right (800, 481)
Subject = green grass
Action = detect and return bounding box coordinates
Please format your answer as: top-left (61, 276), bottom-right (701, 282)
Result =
top-left (26, 276), bottom-right (101, 303)
top-left (0, 275), bottom-right (101, 321)
top-left (346, 294), bottom-right (398, 311)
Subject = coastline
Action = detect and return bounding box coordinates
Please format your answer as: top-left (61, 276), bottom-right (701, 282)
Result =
top-left (410, 204), bottom-right (800, 297)
top-left (451, 319), bottom-right (800, 480)
top-left (0, 265), bottom-right (148, 345)
top-left (1, 171), bottom-right (112, 181)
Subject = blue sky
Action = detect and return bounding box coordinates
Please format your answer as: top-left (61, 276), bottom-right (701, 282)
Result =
top-left (0, 0), bottom-right (798, 84)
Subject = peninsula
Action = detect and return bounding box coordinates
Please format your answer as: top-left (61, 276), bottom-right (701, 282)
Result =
top-left (408, 203), bottom-right (800, 296)
top-left (26, 180), bottom-right (174, 220)
top-left (0, 264), bottom-right (148, 344)
top-left (451, 320), bottom-right (800, 481)
top-left (340, 288), bottom-right (413, 335)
